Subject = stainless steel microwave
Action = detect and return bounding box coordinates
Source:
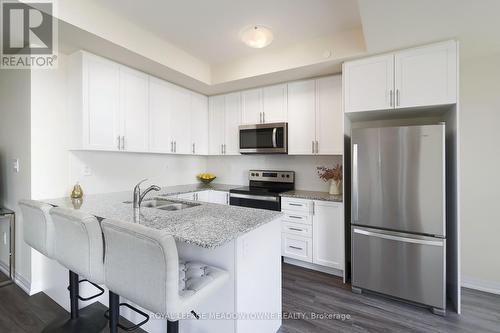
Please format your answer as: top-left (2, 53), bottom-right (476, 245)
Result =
top-left (239, 122), bottom-right (288, 154)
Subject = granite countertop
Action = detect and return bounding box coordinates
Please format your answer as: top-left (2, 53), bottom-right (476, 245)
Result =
top-left (280, 190), bottom-right (343, 203)
top-left (43, 184), bottom-right (281, 249)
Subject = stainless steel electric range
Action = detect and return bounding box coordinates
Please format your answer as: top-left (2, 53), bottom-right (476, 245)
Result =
top-left (229, 170), bottom-right (295, 211)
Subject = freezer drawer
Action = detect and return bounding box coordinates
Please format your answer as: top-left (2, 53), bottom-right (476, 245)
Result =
top-left (352, 226), bottom-right (445, 309)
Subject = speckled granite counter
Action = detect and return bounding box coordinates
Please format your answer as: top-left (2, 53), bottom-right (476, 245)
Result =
top-left (42, 184), bottom-right (281, 249)
top-left (280, 190), bottom-right (343, 202)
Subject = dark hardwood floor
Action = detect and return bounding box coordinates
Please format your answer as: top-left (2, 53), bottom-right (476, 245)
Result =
top-left (1, 265), bottom-right (499, 333)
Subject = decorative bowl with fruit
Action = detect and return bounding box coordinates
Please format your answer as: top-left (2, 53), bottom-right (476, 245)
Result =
top-left (197, 173), bottom-right (216, 184)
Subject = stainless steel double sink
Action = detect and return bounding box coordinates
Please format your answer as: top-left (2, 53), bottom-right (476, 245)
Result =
top-left (123, 198), bottom-right (199, 211)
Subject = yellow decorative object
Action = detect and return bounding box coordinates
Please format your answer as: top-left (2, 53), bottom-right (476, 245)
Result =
top-left (71, 182), bottom-right (83, 199)
top-left (197, 173), bottom-right (216, 184)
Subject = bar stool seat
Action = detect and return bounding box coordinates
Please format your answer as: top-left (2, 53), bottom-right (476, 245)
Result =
top-left (102, 218), bottom-right (229, 333)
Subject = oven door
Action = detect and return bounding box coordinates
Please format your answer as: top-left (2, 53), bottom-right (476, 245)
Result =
top-left (239, 123), bottom-right (287, 154)
top-left (229, 193), bottom-right (281, 211)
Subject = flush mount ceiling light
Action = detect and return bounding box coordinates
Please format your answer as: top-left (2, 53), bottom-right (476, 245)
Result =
top-left (240, 25), bottom-right (274, 48)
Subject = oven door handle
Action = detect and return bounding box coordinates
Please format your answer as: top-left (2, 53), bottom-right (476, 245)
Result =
top-left (230, 193), bottom-right (279, 202)
top-left (272, 128), bottom-right (277, 148)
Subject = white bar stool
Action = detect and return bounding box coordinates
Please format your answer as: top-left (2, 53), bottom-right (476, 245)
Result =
top-left (101, 218), bottom-right (229, 333)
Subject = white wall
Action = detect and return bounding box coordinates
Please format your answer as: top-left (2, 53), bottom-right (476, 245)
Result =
top-left (460, 52), bottom-right (500, 293)
top-left (0, 69), bottom-right (32, 290)
top-left (207, 155), bottom-right (342, 192)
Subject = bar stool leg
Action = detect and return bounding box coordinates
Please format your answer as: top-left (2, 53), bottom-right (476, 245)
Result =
top-left (109, 291), bottom-right (120, 333)
top-left (167, 320), bottom-right (179, 333)
top-left (69, 271), bottom-right (79, 319)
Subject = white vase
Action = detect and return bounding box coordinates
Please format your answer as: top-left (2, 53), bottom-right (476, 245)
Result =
top-left (329, 180), bottom-right (342, 195)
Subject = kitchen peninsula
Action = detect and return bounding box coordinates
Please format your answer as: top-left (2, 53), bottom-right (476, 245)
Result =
top-left (42, 185), bottom-right (282, 333)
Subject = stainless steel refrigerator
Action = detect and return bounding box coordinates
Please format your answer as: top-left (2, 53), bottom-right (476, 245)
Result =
top-left (351, 124), bottom-right (446, 315)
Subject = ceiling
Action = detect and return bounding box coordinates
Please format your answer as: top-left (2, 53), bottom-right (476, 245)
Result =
top-left (98, 0), bottom-right (362, 65)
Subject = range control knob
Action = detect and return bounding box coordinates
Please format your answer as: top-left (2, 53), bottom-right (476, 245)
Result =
top-left (286, 174), bottom-right (290, 178)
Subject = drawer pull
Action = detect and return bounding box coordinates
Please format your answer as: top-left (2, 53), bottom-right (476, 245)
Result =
top-left (289, 203), bottom-right (303, 207)
top-left (289, 246), bottom-right (303, 250)
top-left (288, 215), bottom-right (302, 219)
top-left (289, 227), bottom-right (303, 232)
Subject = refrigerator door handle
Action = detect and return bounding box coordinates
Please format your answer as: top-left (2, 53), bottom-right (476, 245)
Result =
top-left (352, 143), bottom-right (359, 222)
top-left (353, 228), bottom-right (444, 247)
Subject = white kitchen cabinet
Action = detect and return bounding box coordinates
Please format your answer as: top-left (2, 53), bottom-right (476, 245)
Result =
top-left (343, 54), bottom-right (394, 113)
top-left (287, 79), bottom-right (316, 155)
top-left (149, 77), bottom-right (172, 153)
top-left (312, 201), bottom-right (344, 270)
top-left (281, 197), bottom-right (344, 274)
top-left (80, 53), bottom-right (121, 150)
top-left (262, 84), bottom-right (287, 123)
top-left (208, 95), bottom-right (225, 155)
top-left (395, 40), bottom-right (457, 108)
top-left (209, 190), bottom-right (229, 205)
top-left (177, 192), bottom-right (195, 200)
top-left (119, 67), bottom-right (149, 152)
top-left (288, 76), bottom-right (342, 155)
top-left (241, 89), bottom-right (262, 124)
top-left (195, 190), bottom-right (210, 203)
top-left (191, 93), bottom-right (208, 155)
top-left (316, 76), bottom-right (343, 154)
top-left (169, 84), bottom-right (192, 154)
top-left (344, 40), bottom-right (457, 113)
top-left (224, 92), bottom-right (242, 155)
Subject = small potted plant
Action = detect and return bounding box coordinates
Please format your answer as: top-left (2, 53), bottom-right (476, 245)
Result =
top-left (317, 164), bottom-right (343, 195)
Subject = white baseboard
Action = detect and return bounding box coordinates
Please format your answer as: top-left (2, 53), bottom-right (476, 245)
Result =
top-left (462, 276), bottom-right (500, 295)
top-left (0, 260), bottom-right (31, 294)
top-left (283, 257), bottom-right (344, 278)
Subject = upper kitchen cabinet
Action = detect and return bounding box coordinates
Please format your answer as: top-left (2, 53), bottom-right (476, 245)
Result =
top-left (343, 40), bottom-right (457, 113)
top-left (191, 92), bottom-right (209, 155)
top-left (263, 84), bottom-right (287, 123)
top-left (241, 88), bottom-right (262, 124)
top-left (69, 51), bottom-right (121, 151)
top-left (208, 93), bottom-right (241, 155)
top-left (287, 79), bottom-right (316, 155)
top-left (119, 67), bottom-right (149, 152)
top-left (394, 41), bottom-right (457, 108)
top-left (343, 54), bottom-right (394, 113)
top-left (241, 84), bottom-right (287, 124)
top-left (149, 77), bottom-right (172, 153)
top-left (288, 76), bottom-right (343, 155)
top-left (169, 84), bottom-right (192, 154)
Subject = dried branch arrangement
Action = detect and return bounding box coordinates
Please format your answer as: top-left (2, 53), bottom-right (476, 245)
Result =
top-left (316, 164), bottom-right (342, 182)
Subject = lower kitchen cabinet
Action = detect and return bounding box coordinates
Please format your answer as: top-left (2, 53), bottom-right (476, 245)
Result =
top-left (281, 197), bottom-right (344, 274)
top-left (170, 190), bottom-right (222, 204)
top-left (208, 190), bottom-right (230, 205)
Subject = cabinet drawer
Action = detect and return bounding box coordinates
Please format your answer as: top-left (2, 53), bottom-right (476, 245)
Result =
top-left (282, 221), bottom-right (312, 237)
top-left (281, 198), bottom-right (311, 212)
top-left (281, 211), bottom-right (311, 225)
top-left (281, 234), bottom-right (312, 262)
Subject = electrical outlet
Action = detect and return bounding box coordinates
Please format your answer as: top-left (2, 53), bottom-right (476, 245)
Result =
top-left (82, 165), bottom-right (92, 176)
top-left (12, 159), bottom-right (19, 173)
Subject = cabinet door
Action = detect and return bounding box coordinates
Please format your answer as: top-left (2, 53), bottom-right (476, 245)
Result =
top-left (344, 54), bottom-right (394, 113)
top-left (209, 190), bottom-right (229, 205)
top-left (84, 55), bottom-right (120, 150)
top-left (224, 92), bottom-right (241, 155)
top-left (208, 95), bottom-right (225, 155)
top-left (120, 67), bottom-right (149, 152)
top-left (287, 80), bottom-right (316, 155)
top-left (195, 190), bottom-right (210, 203)
top-left (263, 84), bottom-right (287, 123)
top-left (149, 77), bottom-right (172, 153)
top-left (241, 89), bottom-right (262, 124)
top-left (169, 85), bottom-right (192, 154)
top-left (312, 201), bottom-right (343, 270)
top-left (395, 41), bottom-right (457, 108)
top-left (191, 93), bottom-right (208, 155)
top-left (177, 192), bottom-right (195, 200)
top-left (316, 76), bottom-right (343, 154)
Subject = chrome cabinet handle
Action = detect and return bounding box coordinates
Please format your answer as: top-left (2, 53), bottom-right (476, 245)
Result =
top-left (117, 136), bottom-right (121, 150)
top-left (288, 215), bottom-right (303, 219)
top-left (223, 144), bottom-right (226, 155)
top-left (389, 90), bottom-right (393, 107)
top-left (315, 141), bottom-right (319, 154)
top-left (263, 112), bottom-right (265, 123)
top-left (396, 89), bottom-right (400, 106)
top-left (312, 141), bottom-right (315, 154)
top-left (289, 227), bottom-right (303, 232)
top-left (289, 246), bottom-right (303, 250)
top-left (174, 141), bottom-right (176, 153)
top-left (289, 203), bottom-right (303, 207)
top-left (259, 112), bottom-right (262, 123)
top-left (192, 143), bottom-right (195, 154)
top-left (353, 143), bottom-right (359, 222)
top-left (121, 136), bottom-right (125, 150)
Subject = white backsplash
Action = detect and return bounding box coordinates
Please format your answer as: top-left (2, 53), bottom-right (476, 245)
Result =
top-left (207, 155), bottom-right (342, 192)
